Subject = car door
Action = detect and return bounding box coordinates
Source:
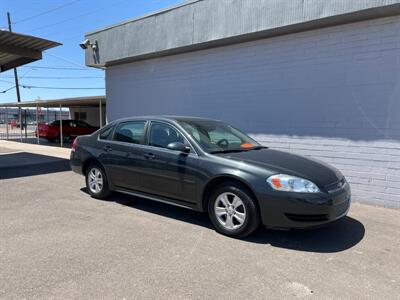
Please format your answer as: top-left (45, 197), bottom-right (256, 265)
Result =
top-left (139, 121), bottom-right (199, 203)
top-left (67, 120), bottom-right (78, 137)
top-left (99, 120), bottom-right (148, 191)
top-left (74, 120), bottom-right (94, 135)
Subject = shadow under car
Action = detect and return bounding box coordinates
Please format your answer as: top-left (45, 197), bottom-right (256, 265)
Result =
top-left (81, 188), bottom-right (365, 253)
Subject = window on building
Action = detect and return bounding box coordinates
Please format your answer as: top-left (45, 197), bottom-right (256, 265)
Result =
top-left (74, 112), bottom-right (87, 120)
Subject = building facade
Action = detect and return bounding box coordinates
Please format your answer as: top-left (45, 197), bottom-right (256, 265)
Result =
top-left (85, 0), bottom-right (400, 208)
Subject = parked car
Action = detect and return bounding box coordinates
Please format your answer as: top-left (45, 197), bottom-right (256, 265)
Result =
top-left (10, 119), bottom-right (17, 128)
top-left (37, 120), bottom-right (98, 142)
top-left (70, 116), bottom-right (351, 238)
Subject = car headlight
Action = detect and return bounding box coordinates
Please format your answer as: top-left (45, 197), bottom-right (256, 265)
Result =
top-left (266, 174), bottom-right (320, 193)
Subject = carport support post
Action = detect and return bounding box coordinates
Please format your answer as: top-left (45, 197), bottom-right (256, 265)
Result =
top-left (5, 107), bottom-right (9, 140)
top-left (36, 105), bottom-right (39, 144)
top-left (24, 109), bottom-right (27, 138)
top-left (59, 104), bottom-right (63, 147)
top-left (19, 108), bottom-right (22, 142)
top-left (99, 99), bottom-right (103, 128)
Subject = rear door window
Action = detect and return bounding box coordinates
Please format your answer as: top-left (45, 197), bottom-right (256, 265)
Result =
top-left (99, 126), bottom-right (114, 140)
top-left (113, 121), bottom-right (146, 144)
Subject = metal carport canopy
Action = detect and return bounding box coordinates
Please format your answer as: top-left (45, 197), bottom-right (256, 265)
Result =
top-left (0, 30), bottom-right (61, 72)
top-left (0, 96), bottom-right (106, 108)
top-left (0, 96), bottom-right (106, 147)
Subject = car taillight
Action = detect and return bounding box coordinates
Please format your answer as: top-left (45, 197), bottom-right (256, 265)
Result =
top-left (71, 137), bottom-right (78, 152)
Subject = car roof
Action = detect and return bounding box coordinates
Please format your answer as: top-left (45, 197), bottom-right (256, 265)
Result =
top-left (113, 115), bottom-right (221, 123)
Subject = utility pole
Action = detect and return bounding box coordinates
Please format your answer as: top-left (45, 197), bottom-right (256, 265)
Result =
top-left (7, 12), bottom-right (23, 141)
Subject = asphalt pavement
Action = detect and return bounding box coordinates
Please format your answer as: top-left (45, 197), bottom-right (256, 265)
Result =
top-left (0, 144), bottom-right (399, 299)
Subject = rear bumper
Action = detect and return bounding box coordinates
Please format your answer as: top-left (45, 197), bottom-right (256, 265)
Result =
top-left (257, 182), bottom-right (351, 229)
top-left (70, 152), bottom-right (84, 175)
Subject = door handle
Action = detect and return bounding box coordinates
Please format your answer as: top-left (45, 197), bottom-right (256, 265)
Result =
top-left (144, 153), bottom-right (156, 160)
top-left (103, 145), bottom-right (112, 152)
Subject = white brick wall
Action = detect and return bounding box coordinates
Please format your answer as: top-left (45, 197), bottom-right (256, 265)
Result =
top-left (107, 15), bottom-right (400, 208)
top-left (252, 135), bottom-right (400, 208)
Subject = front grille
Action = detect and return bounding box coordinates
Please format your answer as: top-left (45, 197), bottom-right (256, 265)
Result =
top-left (285, 213), bottom-right (328, 222)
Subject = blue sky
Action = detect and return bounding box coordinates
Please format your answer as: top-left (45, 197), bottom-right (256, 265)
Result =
top-left (0, 0), bottom-right (182, 103)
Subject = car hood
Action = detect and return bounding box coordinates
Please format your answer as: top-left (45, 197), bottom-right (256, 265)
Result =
top-left (215, 148), bottom-right (342, 186)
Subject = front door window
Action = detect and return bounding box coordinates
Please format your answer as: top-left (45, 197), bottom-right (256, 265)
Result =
top-left (148, 123), bottom-right (184, 148)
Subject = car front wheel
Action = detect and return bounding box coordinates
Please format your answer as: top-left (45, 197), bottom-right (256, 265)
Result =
top-left (85, 163), bottom-right (111, 199)
top-left (208, 182), bottom-right (260, 238)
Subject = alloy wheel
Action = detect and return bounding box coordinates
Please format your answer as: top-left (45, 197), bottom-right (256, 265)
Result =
top-left (88, 167), bottom-right (103, 194)
top-left (214, 192), bottom-right (246, 230)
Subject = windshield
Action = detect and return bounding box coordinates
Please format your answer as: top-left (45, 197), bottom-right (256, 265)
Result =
top-left (178, 120), bottom-right (261, 153)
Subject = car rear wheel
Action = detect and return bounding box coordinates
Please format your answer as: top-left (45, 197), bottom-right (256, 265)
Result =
top-left (85, 163), bottom-right (111, 199)
top-left (208, 182), bottom-right (260, 238)
top-left (63, 133), bottom-right (71, 143)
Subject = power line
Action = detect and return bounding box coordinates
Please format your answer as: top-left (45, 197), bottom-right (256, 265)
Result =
top-left (0, 69), bottom-right (34, 93)
top-left (14, 0), bottom-right (80, 24)
top-left (1, 85), bottom-right (104, 92)
top-left (19, 66), bottom-right (99, 70)
top-left (0, 79), bottom-right (15, 84)
top-left (2, 76), bottom-right (103, 79)
top-left (22, 85), bottom-right (105, 90)
top-left (1, 80), bottom-right (104, 91)
top-left (26, 0), bottom-right (125, 33)
top-left (46, 52), bottom-right (87, 68)
top-left (0, 86), bottom-right (15, 93)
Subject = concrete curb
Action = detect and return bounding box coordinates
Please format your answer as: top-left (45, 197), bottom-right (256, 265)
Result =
top-left (0, 140), bottom-right (71, 159)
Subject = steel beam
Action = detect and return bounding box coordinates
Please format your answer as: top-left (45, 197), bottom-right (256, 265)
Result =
top-left (0, 44), bottom-right (42, 59)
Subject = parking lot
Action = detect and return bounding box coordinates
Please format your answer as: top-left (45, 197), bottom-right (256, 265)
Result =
top-left (1, 141), bottom-right (399, 299)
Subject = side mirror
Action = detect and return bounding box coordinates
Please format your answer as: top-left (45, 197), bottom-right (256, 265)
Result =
top-left (167, 142), bottom-right (190, 153)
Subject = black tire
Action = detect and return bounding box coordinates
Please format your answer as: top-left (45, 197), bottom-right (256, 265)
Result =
top-left (208, 182), bottom-right (260, 238)
top-left (85, 162), bottom-right (112, 199)
top-left (63, 133), bottom-right (71, 143)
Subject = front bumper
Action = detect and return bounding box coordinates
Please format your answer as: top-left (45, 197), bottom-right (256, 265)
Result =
top-left (257, 181), bottom-right (351, 229)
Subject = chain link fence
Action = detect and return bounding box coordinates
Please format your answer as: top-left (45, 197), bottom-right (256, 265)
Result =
top-left (0, 107), bottom-right (68, 140)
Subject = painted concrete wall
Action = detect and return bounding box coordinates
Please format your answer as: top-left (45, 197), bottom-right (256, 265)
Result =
top-left (86, 0), bottom-right (400, 67)
top-left (106, 15), bottom-right (400, 208)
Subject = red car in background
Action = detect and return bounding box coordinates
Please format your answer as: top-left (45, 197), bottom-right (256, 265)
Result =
top-left (37, 120), bottom-right (98, 142)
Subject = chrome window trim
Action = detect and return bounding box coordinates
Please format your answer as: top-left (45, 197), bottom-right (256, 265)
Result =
top-left (97, 119), bottom-right (198, 156)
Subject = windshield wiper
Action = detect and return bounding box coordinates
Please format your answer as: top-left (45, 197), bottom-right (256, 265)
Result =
top-left (249, 146), bottom-right (266, 150)
top-left (210, 149), bottom-right (248, 154)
